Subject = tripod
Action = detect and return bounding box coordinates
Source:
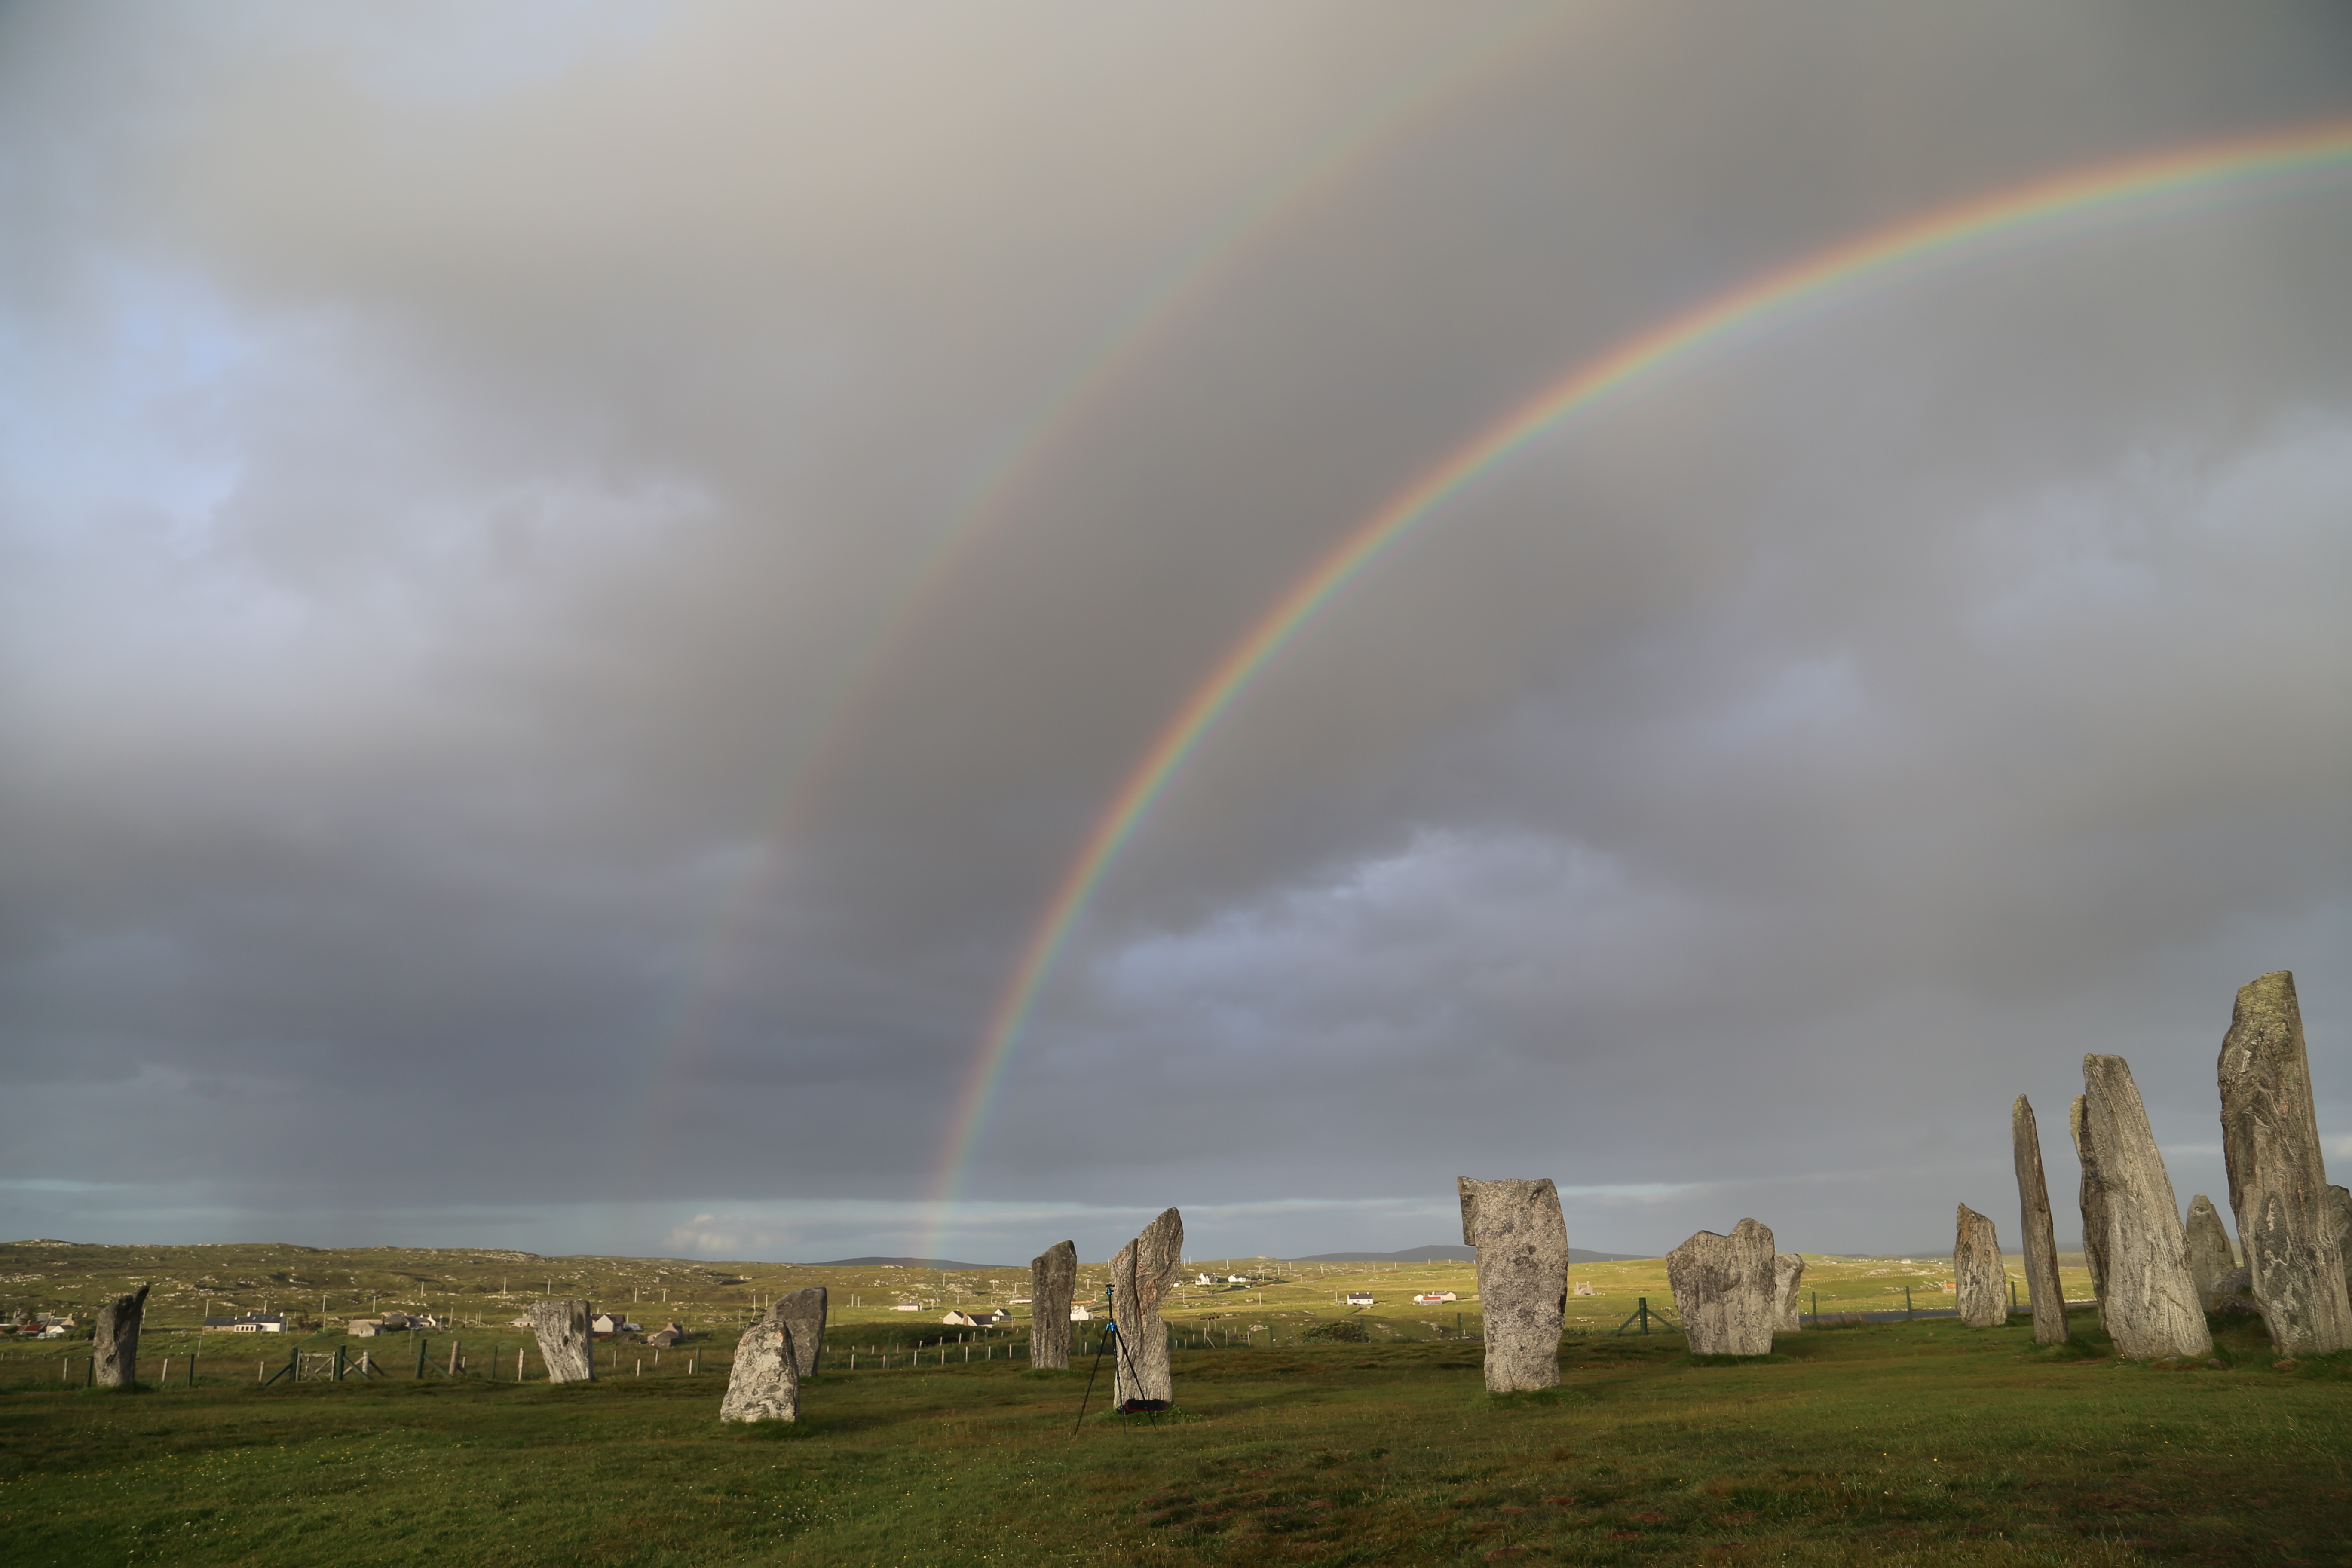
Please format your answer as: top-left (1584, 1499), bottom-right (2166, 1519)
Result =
top-left (1070, 1286), bottom-right (1168, 1433)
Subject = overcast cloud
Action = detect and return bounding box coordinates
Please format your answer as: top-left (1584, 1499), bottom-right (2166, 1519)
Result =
top-left (4, 0), bottom-right (2351, 1265)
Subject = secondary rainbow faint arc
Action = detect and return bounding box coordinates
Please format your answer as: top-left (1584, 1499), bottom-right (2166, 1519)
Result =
top-left (921, 114), bottom-right (2352, 1240)
top-left (622, 0), bottom-right (1596, 1186)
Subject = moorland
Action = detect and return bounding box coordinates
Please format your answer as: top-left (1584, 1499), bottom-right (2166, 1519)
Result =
top-left (6, 1240), bottom-right (2342, 1566)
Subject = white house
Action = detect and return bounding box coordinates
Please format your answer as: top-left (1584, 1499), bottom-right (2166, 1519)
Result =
top-left (941, 1308), bottom-right (1010, 1327)
top-left (1344, 1292), bottom-right (1376, 1307)
top-left (1196, 1274), bottom-right (1215, 1286)
top-left (202, 1312), bottom-right (286, 1333)
top-left (1069, 1303), bottom-right (1093, 1321)
top-left (1412, 1291), bottom-right (1458, 1305)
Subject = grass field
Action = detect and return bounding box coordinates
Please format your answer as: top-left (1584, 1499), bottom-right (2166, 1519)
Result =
top-left (3, 1239), bottom-right (2095, 1361)
top-left (6, 1294), bottom-right (2348, 1566)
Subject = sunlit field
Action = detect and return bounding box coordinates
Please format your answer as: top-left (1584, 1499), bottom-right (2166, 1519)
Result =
top-left (8, 1241), bottom-right (2342, 1566)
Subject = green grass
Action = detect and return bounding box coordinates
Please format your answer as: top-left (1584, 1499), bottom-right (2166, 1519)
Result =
top-left (3, 1313), bottom-right (2345, 1566)
top-left (0, 1238), bottom-right (2096, 1356)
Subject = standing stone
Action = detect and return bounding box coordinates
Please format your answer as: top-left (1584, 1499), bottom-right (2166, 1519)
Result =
top-left (92, 1283), bottom-right (150, 1389)
top-left (1772, 1254), bottom-right (1807, 1332)
top-left (1458, 1177), bottom-right (1569, 1391)
top-left (1954, 1205), bottom-right (2006, 1328)
top-left (2080, 1054), bottom-right (2211, 1359)
top-left (1667, 1219), bottom-right (1777, 1357)
top-left (719, 1319), bottom-right (799, 1423)
top-left (764, 1288), bottom-right (826, 1379)
top-left (1109, 1208), bottom-right (1182, 1408)
top-left (2217, 970), bottom-right (2352, 1356)
top-left (2182, 1194), bottom-right (2238, 1310)
top-left (528, 1299), bottom-right (596, 1383)
top-left (2012, 1095), bottom-right (2070, 1344)
top-left (1029, 1240), bottom-right (1077, 1370)
top-left (2068, 1094), bottom-right (2110, 1332)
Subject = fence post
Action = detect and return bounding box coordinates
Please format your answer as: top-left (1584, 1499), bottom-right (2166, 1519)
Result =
top-left (1905, 1287), bottom-right (1913, 1321)
top-left (188, 1349), bottom-right (198, 1388)
top-left (1811, 1289), bottom-right (1818, 1326)
top-left (415, 1337), bottom-right (428, 1379)
top-left (85, 1356), bottom-right (94, 1388)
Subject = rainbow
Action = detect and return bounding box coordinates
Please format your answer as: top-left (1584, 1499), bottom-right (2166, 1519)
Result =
top-left (917, 114), bottom-right (2352, 1252)
top-left (622, 2), bottom-right (1597, 1188)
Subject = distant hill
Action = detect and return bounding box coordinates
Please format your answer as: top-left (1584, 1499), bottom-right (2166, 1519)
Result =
top-left (806, 1256), bottom-right (1014, 1270)
top-left (1294, 1245), bottom-right (1653, 1264)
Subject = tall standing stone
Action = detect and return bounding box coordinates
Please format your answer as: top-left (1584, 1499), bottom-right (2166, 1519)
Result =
top-left (1772, 1254), bottom-right (1807, 1332)
top-left (2012, 1095), bottom-right (2070, 1344)
top-left (764, 1287), bottom-right (826, 1378)
top-left (2182, 1194), bottom-right (2238, 1310)
top-left (93, 1283), bottom-right (150, 1388)
top-left (2217, 970), bottom-right (2352, 1356)
top-left (1109, 1209), bottom-right (1182, 1408)
top-left (1029, 1240), bottom-right (1077, 1369)
top-left (529, 1299), bottom-right (596, 1383)
top-left (2068, 1094), bottom-right (2110, 1332)
top-left (1667, 1219), bottom-right (1777, 1357)
top-left (1954, 1205), bottom-right (2006, 1328)
top-left (1458, 1177), bottom-right (1569, 1391)
top-left (2080, 1054), bottom-right (2211, 1359)
top-left (720, 1319), bottom-right (799, 1423)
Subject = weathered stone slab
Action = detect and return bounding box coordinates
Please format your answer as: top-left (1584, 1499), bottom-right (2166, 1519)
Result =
top-left (93, 1283), bottom-right (150, 1388)
top-left (2183, 1194), bottom-right (2238, 1311)
top-left (2069, 1094), bottom-right (2110, 1332)
top-left (2081, 1054), bottom-right (2211, 1359)
top-left (2012, 1095), bottom-right (2069, 1344)
top-left (1029, 1240), bottom-right (1077, 1370)
top-left (2207, 1265), bottom-right (2260, 1320)
top-left (764, 1287), bottom-right (826, 1378)
top-left (2217, 970), bottom-right (2352, 1355)
top-left (528, 1299), bottom-right (596, 1383)
top-left (1110, 1209), bottom-right (1182, 1408)
top-left (1954, 1205), bottom-right (2006, 1328)
top-left (1667, 1219), bottom-right (1776, 1357)
top-left (1772, 1254), bottom-right (1806, 1332)
top-left (720, 1319), bottom-right (798, 1423)
top-left (1459, 1177), bottom-right (1569, 1391)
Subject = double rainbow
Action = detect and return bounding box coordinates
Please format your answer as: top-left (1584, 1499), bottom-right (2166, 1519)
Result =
top-left (918, 115), bottom-right (2352, 1253)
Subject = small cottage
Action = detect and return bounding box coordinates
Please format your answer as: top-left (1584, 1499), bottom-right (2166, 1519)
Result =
top-left (1344, 1292), bottom-right (1376, 1307)
top-left (645, 1323), bottom-right (686, 1348)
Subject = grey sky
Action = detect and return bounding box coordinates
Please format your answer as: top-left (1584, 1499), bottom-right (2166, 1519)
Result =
top-left (4, 0), bottom-right (2350, 1265)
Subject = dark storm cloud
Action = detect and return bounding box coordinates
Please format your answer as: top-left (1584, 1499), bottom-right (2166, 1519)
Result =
top-left (3, 0), bottom-right (2350, 1262)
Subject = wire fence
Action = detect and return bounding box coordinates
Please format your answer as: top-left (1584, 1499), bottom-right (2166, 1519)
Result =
top-left (0, 1318), bottom-right (1377, 1391)
top-left (11, 1294), bottom-right (2076, 1390)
